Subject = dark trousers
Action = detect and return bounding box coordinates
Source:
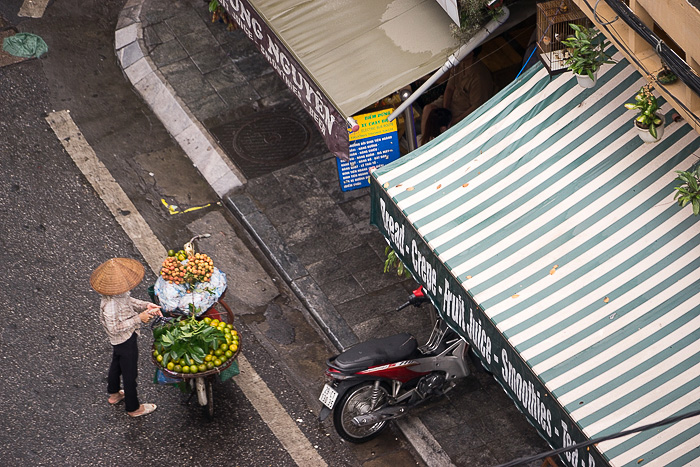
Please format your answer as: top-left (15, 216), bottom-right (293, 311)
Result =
top-left (107, 332), bottom-right (140, 412)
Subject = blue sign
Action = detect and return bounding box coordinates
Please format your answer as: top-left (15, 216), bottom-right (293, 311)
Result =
top-left (337, 109), bottom-right (401, 191)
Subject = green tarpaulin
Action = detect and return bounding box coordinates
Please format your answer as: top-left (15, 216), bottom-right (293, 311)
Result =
top-left (371, 49), bottom-right (700, 467)
top-left (2, 32), bottom-right (48, 59)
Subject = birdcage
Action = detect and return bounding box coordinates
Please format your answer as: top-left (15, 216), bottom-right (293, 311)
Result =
top-left (536, 0), bottom-right (590, 74)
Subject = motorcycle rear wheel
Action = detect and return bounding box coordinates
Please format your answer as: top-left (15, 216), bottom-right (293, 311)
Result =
top-left (333, 382), bottom-right (390, 443)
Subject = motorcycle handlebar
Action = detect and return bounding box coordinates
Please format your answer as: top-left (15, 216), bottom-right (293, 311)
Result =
top-left (396, 288), bottom-right (431, 311)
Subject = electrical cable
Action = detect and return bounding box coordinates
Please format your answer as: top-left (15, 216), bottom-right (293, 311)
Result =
top-left (601, 0), bottom-right (700, 98)
top-left (495, 407), bottom-right (700, 467)
top-left (582, 0), bottom-right (700, 126)
top-left (593, 0), bottom-right (618, 26)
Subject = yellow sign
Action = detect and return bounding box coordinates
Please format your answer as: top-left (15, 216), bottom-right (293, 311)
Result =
top-left (348, 109), bottom-right (398, 142)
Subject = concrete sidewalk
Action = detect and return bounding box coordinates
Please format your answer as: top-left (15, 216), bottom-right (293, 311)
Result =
top-left (114, 0), bottom-right (549, 465)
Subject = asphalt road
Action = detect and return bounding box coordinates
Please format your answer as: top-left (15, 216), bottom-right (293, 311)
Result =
top-left (0, 1), bottom-right (421, 466)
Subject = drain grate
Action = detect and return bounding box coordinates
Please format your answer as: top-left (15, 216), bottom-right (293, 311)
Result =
top-left (234, 114), bottom-right (309, 162)
top-left (210, 105), bottom-right (327, 179)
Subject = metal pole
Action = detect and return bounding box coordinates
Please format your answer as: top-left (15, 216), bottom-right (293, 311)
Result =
top-left (401, 89), bottom-right (417, 152)
top-left (387, 6), bottom-right (510, 123)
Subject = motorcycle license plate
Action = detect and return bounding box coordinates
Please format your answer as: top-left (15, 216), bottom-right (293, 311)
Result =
top-left (319, 384), bottom-right (338, 410)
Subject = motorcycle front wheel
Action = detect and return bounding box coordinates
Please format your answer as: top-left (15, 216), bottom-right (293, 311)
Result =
top-left (333, 382), bottom-right (390, 443)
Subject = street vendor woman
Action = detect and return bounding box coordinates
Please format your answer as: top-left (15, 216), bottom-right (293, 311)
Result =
top-left (90, 258), bottom-right (162, 417)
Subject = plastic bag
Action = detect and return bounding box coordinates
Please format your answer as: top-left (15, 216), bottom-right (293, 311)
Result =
top-left (154, 267), bottom-right (227, 314)
top-left (2, 33), bottom-right (48, 58)
top-left (218, 360), bottom-right (240, 382)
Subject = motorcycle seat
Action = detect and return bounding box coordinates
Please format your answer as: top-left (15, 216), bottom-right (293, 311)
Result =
top-left (330, 333), bottom-right (419, 372)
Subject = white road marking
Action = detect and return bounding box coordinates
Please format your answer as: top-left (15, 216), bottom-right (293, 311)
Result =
top-left (18, 0), bottom-right (50, 18)
top-left (46, 109), bottom-right (327, 467)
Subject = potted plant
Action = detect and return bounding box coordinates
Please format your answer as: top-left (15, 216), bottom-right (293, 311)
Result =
top-left (624, 84), bottom-right (665, 143)
top-left (673, 165), bottom-right (700, 216)
top-left (560, 23), bottom-right (614, 88)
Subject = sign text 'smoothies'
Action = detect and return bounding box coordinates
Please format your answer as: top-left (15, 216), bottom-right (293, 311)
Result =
top-left (370, 178), bottom-right (608, 467)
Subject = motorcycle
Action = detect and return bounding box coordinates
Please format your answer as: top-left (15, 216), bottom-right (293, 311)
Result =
top-left (318, 286), bottom-right (471, 443)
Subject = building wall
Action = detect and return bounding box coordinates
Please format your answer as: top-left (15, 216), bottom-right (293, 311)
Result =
top-left (573, 0), bottom-right (700, 136)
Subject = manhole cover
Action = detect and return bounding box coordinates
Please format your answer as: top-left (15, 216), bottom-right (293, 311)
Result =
top-left (233, 115), bottom-right (309, 162)
top-left (210, 106), bottom-right (328, 179)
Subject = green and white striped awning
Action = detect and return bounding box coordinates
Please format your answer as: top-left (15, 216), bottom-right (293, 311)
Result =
top-left (370, 51), bottom-right (700, 467)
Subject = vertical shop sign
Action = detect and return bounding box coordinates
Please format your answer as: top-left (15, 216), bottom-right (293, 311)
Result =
top-left (336, 109), bottom-right (400, 191)
top-left (219, 0), bottom-right (350, 160)
top-left (369, 178), bottom-right (608, 467)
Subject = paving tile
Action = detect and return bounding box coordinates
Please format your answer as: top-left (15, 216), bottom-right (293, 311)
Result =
top-left (179, 29), bottom-right (219, 56)
top-left (206, 18), bottom-right (236, 45)
top-left (412, 399), bottom-right (462, 434)
top-left (336, 243), bottom-right (383, 275)
top-left (322, 178), bottom-right (370, 204)
top-left (296, 193), bottom-right (336, 216)
top-left (335, 283), bottom-right (409, 327)
top-left (259, 89), bottom-right (298, 109)
top-left (220, 31), bottom-right (260, 60)
top-left (338, 195), bottom-right (371, 225)
top-left (151, 39), bottom-right (189, 67)
top-left (451, 444), bottom-right (501, 467)
top-left (321, 274), bottom-right (365, 306)
top-left (165, 11), bottom-right (210, 36)
top-left (264, 199), bottom-right (302, 228)
top-left (151, 21), bottom-right (175, 43)
top-left (190, 92), bottom-right (229, 123)
top-left (350, 304), bottom-right (430, 342)
top-left (273, 162), bottom-right (324, 198)
top-left (352, 265), bottom-right (405, 294)
top-left (218, 83), bottom-right (260, 108)
top-left (235, 51), bottom-right (274, 76)
top-left (204, 62), bottom-right (246, 91)
top-left (307, 256), bottom-right (350, 287)
top-left (250, 72), bottom-right (288, 99)
top-left (485, 429), bottom-right (548, 467)
top-left (143, 25), bottom-right (163, 50)
top-left (287, 236), bottom-right (335, 268)
top-left (324, 221), bottom-right (381, 255)
top-left (275, 214), bottom-right (324, 245)
top-left (246, 173), bottom-right (293, 209)
top-left (142, 4), bottom-right (178, 24)
top-left (191, 46), bottom-right (230, 74)
top-left (160, 58), bottom-right (214, 102)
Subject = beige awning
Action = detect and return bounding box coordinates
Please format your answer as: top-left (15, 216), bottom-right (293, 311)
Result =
top-left (221, 0), bottom-right (459, 159)
top-left (254, 0), bottom-right (460, 117)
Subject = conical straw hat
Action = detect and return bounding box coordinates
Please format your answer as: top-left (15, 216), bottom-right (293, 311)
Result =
top-left (90, 258), bottom-right (145, 296)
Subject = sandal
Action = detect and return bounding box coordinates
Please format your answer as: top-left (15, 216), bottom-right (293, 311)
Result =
top-left (128, 403), bottom-right (157, 417)
top-left (108, 390), bottom-right (125, 405)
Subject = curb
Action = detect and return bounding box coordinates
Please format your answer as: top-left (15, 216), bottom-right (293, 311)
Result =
top-left (223, 192), bottom-right (359, 352)
top-left (114, 0), bottom-right (359, 353)
top-left (114, 2), bottom-right (453, 465)
top-left (114, 0), bottom-right (245, 197)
